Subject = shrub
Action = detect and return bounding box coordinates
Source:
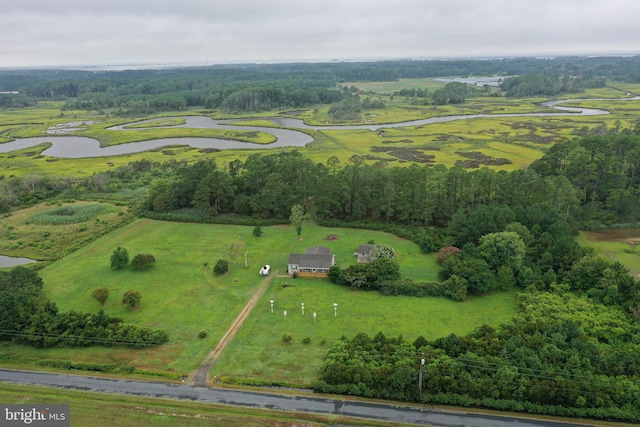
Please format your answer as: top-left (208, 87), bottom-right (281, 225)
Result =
top-left (302, 337), bottom-right (312, 345)
top-left (198, 330), bottom-right (208, 339)
top-left (369, 244), bottom-right (395, 261)
top-left (213, 259), bottom-right (229, 275)
top-left (437, 246), bottom-right (460, 264)
top-left (253, 225), bottom-right (263, 237)
top-left (282, 334), bottom-right (293, 344)
top-left (418, 235), bottom-right (435, 253)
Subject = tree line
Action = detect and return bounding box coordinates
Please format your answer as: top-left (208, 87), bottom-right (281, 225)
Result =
top-left (0, 266), bottom-right (168, 349)
top-left (3, 56), bottom-right (640, 113)
top-left (314, 284), bottom-right (640, 422)
top-left (137, 125), bottom-right (640, 231)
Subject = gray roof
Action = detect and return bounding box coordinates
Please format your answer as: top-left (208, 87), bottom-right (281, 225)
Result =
top-left (288, 253), bottom-right (334, 269)
top-left (357, 244), bottom-right (375, 254)
top-left (304, 245), bottom-right (331, 255)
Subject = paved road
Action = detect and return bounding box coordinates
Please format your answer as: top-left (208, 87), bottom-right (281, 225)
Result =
top-left (0, 369), bottom-right (599, 427)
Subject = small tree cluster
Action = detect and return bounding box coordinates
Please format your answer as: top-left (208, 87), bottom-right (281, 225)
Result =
top-left (328, 258), bottom-right (401, 290)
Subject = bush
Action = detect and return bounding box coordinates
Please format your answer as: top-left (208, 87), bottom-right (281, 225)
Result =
top-left (198, 330), bottom-right (208, 339)
top-left (302, 337), bottom-right (312, 345)
top-left (213, 259), bottom-right (229, 275)
top-left (418, 235), bottom-right (435, 253)
top-left (369, 244), bottom-right (395, 261)
top-left (437, 246), bottom-right (460, 264)
top-left (282, 334), bottom-right (293, 343)
top-left (253, 225), bottom-right (263, 237)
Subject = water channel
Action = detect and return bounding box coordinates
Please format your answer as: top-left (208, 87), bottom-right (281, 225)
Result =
top-left (0, 96), bottom-right (637, 267)
top-left (1, 97), bottom-right (637, 159)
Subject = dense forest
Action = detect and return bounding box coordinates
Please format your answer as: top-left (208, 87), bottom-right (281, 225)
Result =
top-left (1, 55), bottom-right (640, 114)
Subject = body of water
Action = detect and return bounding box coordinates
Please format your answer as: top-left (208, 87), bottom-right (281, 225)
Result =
top-left (0, 255), bottom-right (37, 268)
top-left (0, 97), bottom-right (637, 159)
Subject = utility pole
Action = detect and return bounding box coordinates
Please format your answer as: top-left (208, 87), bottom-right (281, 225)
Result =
top-left (419, 355), bottom-right (425, 396)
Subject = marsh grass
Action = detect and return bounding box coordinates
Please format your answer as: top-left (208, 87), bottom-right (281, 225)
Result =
top-left (29, 203), bottom-right (111, 225)
top-left (0, 201), bottom-right (131, 260)
top-left (2, 84), bottom-right (640, 177)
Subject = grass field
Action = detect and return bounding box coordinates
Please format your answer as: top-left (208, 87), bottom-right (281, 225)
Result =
top-left (577, 228), bottom-right (640, 277)
top-left (1, 219), bottom-right (516, 385)
top-left (210, 277), bottom-right (517, 385)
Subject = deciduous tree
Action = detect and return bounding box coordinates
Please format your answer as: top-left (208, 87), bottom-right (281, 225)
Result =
top-left (91, 287), bottom-right (110, 305)
top-left (131, 253), bottom-right (156, 270)
top-left (110, 246), bottom-right (129, 270)
top-left (122, 290), bottom-right (142, 308)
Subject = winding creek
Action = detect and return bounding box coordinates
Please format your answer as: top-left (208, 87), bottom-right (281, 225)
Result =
top-left (1, 97), bottom-right (638, 159)
top-left (0, 96), bottom-right (637, 267)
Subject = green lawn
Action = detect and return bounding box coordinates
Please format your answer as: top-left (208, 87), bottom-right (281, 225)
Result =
top-left (211, 277), bottom-right (517, 385)
top-left (2, 219), bottom-right (516, 384)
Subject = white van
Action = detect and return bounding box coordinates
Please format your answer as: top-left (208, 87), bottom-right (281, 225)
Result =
top-left (259, 264), bottom-right (270, 276)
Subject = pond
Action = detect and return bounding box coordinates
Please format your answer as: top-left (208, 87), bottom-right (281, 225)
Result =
top-left (0, 255), bottom-right (37, 268)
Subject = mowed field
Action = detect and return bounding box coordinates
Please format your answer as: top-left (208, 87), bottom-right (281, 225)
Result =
top-left (2, 219), bottom-right (517, 385)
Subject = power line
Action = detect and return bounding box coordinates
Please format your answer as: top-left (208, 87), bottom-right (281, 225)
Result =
top-left (0, 328), bottom-right (168, 346)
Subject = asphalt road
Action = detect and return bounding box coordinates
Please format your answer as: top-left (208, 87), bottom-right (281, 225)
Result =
top-left (0, 369), bottom-right (599, 427)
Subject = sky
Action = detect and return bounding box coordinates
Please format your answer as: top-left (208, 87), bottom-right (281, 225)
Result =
top-left (2, 0), bottom-right (640, 68)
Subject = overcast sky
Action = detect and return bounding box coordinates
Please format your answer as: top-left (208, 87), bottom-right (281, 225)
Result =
top-left (2, 0), bottom-right (639, 68)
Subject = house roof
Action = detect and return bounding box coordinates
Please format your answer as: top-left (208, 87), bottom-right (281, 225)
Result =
top-left (357, 244), bottom-right (375, 254)
top-left (304, 245), bottom-right (331, 255)
top-left (288, 253), bottom-right (334, 269)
